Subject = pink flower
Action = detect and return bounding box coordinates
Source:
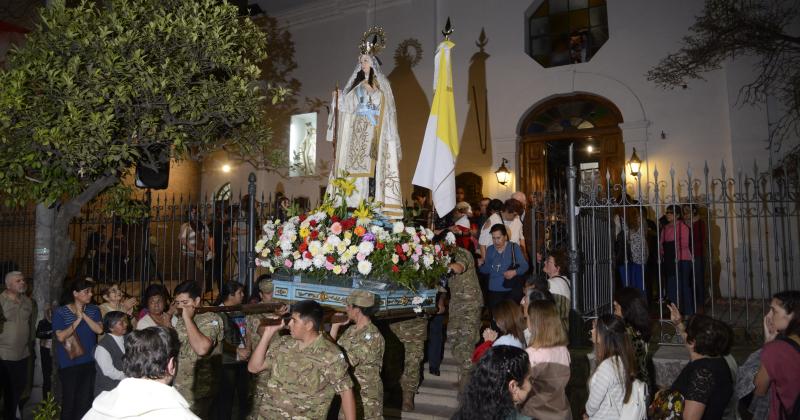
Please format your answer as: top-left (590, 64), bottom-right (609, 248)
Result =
top-left (325, 262), bottom-right (334, 270)
top-left (411, 253), bottom-right (420, 262)
top-left (284, 259), bottom-right (293, 268)
top-left (415, 245), bottom-right (423, 256)
top-left (356, 252), bottom-right (366, 261)
top-left (401, 243), bottom-right (410, 253)
top-left (330, 222), bottom-right (343, 235)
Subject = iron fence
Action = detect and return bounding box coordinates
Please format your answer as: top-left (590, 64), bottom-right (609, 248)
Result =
top-left (555, 156), bottom-right (800, 343)
top-left (0, 186), bottom-right (318, 302)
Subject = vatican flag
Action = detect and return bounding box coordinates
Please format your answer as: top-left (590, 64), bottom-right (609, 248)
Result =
top-left (412, 39), bottom-right (459, 218)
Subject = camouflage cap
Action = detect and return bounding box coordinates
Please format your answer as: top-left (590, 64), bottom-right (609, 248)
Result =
top-left (258, 279), bottom-right (274, 294)
top-left (346, 290), bottom-right (376, 308)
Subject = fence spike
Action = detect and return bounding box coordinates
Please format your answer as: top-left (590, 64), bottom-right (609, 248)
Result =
top-left (753, 159), bottom-right (759, 177)
top-left (703, 161), bottom-right (709, 176)
top-left (720, 160), bottom-right (727, 179)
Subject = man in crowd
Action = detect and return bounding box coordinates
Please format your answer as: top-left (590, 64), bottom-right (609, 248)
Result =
top-left (502, 198), bottom-right (528, 259)
top-left (172, 280), bottom-right (223, 417)
top-left (447, 247), bottom-right (483, 387)
top-left (0, 271), bottom-right (35, 420)
top-left (511, 191), bottom-right (528, 221)
top-left (84, 326), bottom-right (199, 419)
top-left (389, 315), bottom-right (428, 411)
top-left (248, 299), bottom-right (355, 419)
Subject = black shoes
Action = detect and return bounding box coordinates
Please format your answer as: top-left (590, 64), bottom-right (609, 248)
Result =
top-left (429, 366), bottom-right (440, 376)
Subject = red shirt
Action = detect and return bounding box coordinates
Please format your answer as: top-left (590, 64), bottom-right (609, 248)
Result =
top-left (762, 337), bottom-right (800, 420)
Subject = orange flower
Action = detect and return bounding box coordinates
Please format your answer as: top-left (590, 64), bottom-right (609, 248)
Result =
top-left (354, 225), bottom-right (367, 237)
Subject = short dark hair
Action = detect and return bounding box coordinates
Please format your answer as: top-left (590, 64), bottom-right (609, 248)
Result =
top-left (489, 223), bottom-right (508, 237)
top-left (214, 281), bottom-right (244, 305)
top-left (614, 287), bottom-right (652, 341)
top-left (502, 199), bottom-right (523, 216)
top-left (123, 326), bottom-right (180, 380)
top-left (173, 280), bottom-right (201, 300)
top-left (773, 290), bottom-right (800, 337)
top-left (69, 277), bottom-right (96, 294)
top-left (143, 283), bottom-right (169, 303)
top-left (549, 249), bottom-right (568, 275)
top-left (291, 300), bottom-right (324, 331)
top-left (685, 314), bottom-right (731, 357)
top-left (487, 199), bottom-right (503, 214)
top-left (103, 311), bottom-right (128, 333)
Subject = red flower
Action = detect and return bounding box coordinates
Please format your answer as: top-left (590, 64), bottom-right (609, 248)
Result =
top-left (310, 230), bottom-right (319, 239)
top-left (303, 251), bottom-right (312, 259)
top-left (326, 255), bottom-right (335, 263)
top-left (392, 265), bottom-right (399, 273)
top-left (395, 244), bottom-right (404, 254)
top-left (376, 242), bottom-right (385, 250)
top-left (277, 228), bottom-right (283, 236)
top-left (298, 214), bottom-right (307, 222)
top-left (309, 220), bottom-right (318, 227)
top-left (274, 248), bottom-right (282, 257)
top-left (331, 215), bottom-right (340, 223)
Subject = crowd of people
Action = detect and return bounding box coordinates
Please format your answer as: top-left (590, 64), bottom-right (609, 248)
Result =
top-left (0, 187), bottom-right (799, 420)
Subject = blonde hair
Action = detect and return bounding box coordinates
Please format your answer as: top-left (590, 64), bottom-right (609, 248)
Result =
top-left (527, 300), bottom-right (568, 348)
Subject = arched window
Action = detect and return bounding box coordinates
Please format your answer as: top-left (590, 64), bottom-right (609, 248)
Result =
top-left (526, 0), bottom-right (609, 67)
top-left (215, 182), bottom-right (231, 202)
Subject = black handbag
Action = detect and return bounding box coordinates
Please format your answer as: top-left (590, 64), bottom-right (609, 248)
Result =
top-left (502, 242), bottom-right (525, 301)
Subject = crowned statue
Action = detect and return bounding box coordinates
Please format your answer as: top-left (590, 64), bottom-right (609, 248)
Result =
top-left (326, 28), bottom-right (403, 219)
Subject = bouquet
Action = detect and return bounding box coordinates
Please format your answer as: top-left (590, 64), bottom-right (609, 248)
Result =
top-left (254, 177), bottom-right (454, 291)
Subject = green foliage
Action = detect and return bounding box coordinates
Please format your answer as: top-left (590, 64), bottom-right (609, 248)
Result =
top-left (0, 0), bottom-right (280, 206)
top-left (33, 393), bottom-right (60, 420)
top-left (96, 183), bottom-right (150, 223)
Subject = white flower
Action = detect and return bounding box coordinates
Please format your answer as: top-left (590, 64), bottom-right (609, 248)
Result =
top-left (425, 228), bottom-right (435, 239)
top-left (445, 232), bottom-right (456, 245)
top-left (392, 221), bottom-right (405, 234)
top-left (391, 254), bottom-right (400, 264)
top-left (308, 241), bottom-right (322, 256)
top-left (412, 296), bottom-right (425, 305)
top-left (413, 306), bottom-right (423, 314)
top-left (405, 227), bottom-right (416, 236)
top-left (313, 255), bottom-right (326, 268)
top-left (422, 254), bottom-right (434, 268)
top-left (358, 241), bottom-right (374, 255)
top-left (357, 260), bottom-right (372, 275)
top-left (326, 235), bottom-right (341, 247)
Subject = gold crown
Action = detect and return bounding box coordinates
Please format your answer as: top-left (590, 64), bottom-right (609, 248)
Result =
top-left (359, 26), bottom-right (386, 56)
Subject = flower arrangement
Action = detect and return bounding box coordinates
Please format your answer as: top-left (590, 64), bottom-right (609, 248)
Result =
top-left (255, 177), bottom-right (454, 291)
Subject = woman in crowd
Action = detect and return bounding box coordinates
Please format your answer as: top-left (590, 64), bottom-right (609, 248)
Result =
top-left (331, 290), bottom-right (385, 420)
top-left (213, 281), bottom-right (251, 420)
top-left (585, 314), bottom-right (638, 420)
top-left (617, 206), bottom-right (649, 293)
top-left (521, 300), bottom-right (572, 420)
top-left (613, 287), bottom-right (652, 387)
top-left (93, 311), bottom-right (128, 397)
top-left (542, 250), bottom-right (571, 333)
top-left (472, 300), bottom-right (527, 362)
top-left (754, 290), bottom-right (800, 420)
top-left (136, 284), bottom-right (176, 330)
top-left (478, 198), bottom-right (504, 262)
top-left (479, 224), bottom-right (529, 309)
top-left (53, 277), bottom-right (103, 420)
top-left (668, 305), bottom-right (734, 420)
top-left (660, 204), bottom-right (695, 314)
top-left (453, 346), bottom-right (533, 420)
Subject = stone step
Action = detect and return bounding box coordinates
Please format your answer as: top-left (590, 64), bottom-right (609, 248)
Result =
top-left (384, 403), bottom-right (455, 419)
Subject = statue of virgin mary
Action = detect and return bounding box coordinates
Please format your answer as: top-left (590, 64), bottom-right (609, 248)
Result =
top-left (326, 33), bottom-right (403, 219)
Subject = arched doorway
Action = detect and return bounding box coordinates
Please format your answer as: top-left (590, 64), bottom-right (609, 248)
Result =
top-left (518, 93), bottom-right (624, 195)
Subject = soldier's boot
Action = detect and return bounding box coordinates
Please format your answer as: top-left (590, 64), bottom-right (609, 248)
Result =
top-left (401, 391), bottom-right (415, 412)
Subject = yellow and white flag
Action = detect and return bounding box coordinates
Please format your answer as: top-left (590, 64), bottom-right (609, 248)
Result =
top-left (412, 40), bottom-right (458, 218)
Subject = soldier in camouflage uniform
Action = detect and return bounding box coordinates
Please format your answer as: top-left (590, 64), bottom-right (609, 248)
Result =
top-left (447, 247), bottom-right (484, 385)
top-left (247, 299), bottom-right (356, 419)
top-left (388, 315), bottom-right (427, 411)
top-left (245, 278), bottom-right (289, 419)
top-left (172, 280), bottom-right (224, 418)
top-left (330, 290), bottom-right (385, 420)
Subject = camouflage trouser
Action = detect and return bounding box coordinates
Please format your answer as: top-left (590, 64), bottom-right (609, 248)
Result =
top-left (389, 317), bottom-right (428, 394)
top-left (448, 308), bottom-right (482, 383)
top-left (248, 386), bottom-right (267, 420)
top-left (188, 395), bottom-right (213, 419)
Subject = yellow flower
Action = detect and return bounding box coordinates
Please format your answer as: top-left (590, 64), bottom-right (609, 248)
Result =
top-left (299, 227), bottom-right (310, 239)
top-left (332, 177), bottom-right (356, 198)
top-left (353, 201), bottom-right (372, 225)
top-left (344, 231), bottom-right (353, 240)
top-left (318, 202), bottom-right (335, 217)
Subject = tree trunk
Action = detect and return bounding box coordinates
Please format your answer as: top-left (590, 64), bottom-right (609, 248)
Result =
top-left (32, 176), bottom-right (118, 321)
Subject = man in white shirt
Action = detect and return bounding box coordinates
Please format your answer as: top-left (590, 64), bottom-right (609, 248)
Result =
top-left (501, 199), bottom-right (528, 259)
top-left (85, 326), bottom-right (199, 419)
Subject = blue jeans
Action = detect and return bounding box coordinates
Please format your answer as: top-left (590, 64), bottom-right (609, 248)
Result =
top-left (618, 263), bottom-right (645, 293)
top-left (667, 261), bottom-right (695, 315)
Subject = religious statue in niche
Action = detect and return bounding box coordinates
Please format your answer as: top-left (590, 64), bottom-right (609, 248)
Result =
top-left (289, 112), bottom-right (317, 177)
top-left (326, 27), bottom-right (403, 219)
top-left (569, 29), bottom-right (589, 64)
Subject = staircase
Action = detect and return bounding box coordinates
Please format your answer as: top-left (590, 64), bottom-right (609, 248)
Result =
top-left (385, 346), bottom-right (461, 419)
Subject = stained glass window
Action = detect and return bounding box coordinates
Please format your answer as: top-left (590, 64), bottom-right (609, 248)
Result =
top-left (524, 98), bottom-right (617, 135)
top-left (526, 0), bottom-right (609, 67)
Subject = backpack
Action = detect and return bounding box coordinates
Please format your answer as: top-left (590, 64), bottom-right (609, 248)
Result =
top-left (776, 336), bottom-right (800, 420)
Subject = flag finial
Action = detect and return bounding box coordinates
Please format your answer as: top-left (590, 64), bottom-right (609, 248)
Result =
top-left (442, 17), bottom-right (454, 40)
